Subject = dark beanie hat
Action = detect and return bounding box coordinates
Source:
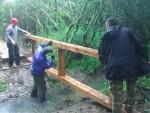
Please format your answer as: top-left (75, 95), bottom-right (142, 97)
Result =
top-left (43, 47), bottom-right (53, 54)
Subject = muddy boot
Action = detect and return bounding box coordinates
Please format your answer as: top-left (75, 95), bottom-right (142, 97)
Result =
top-left (9, 63), bottom-right (13, 67)
top-left (39, 97), bottom-right (45, 102)
top-left (125, 105), bottom-right (133, 113)
top-left (39, 89), bottom-right (46, 102)
top-left (38, 76), bottom-right (46, 102)
top-left (31, 89), bottom-right (37, 97)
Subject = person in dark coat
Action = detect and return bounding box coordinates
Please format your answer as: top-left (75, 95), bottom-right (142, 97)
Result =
top-left (98, 17), bottom-right (148, 113)
top-left (31, 41), bottom-right (54, 102)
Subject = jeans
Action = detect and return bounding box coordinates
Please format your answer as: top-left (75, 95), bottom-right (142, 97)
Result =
top-left (31, 74), bottom-right (46, 100)
top-left (109, 79), bottom-right (136, 113)
top-left (7, 43), bottom-right (20, 66)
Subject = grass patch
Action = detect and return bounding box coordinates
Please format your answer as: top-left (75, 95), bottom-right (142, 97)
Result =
top-left (0, 80), bottom-right (7, 92)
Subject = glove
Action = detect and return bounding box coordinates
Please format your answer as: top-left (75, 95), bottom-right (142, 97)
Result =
top-left (48, 41), bottom-right (53, 46)
top-left (51, 55), bottom-right (55, 59)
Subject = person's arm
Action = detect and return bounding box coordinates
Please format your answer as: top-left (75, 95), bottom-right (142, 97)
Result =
top-left (98, 36), bottom-right (106, 65)
top-left (44, 58), bottom-right (54, 69)
top-left (17, 26), bottom-right (31, 34)
top-left (128, 30), bottom-right (148, 61)
top-left (7, 35), bottom-right (16, 45)
top-left (98, 33), bottom-right (111, 65)
top-left (44, 55), bottom-right (55, 69)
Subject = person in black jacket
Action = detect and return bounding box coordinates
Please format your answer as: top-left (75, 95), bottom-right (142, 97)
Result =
top-left (99, 17), bottom-right (148, 113)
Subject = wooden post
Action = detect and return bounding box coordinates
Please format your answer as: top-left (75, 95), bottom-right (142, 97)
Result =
top-left (31, 40), bottom-right (36, 56)
top-left (108, 88), bottom-right (112, 105)
top-left (58, 49), bottom-right (65, 76)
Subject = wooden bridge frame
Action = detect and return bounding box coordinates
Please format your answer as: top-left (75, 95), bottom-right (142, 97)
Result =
top-left (26, 34), bottom-right (140, 113)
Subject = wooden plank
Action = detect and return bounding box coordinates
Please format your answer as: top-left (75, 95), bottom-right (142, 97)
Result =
top-left (45, 68), bottom-right (58, 78)
top-left (26, 34), bottom-right (99, 58)
top-left (61, 75), bottom-right (112, 109)
top-left (46, 68), bottom-right (111, 110)
top-left (108, 90), bottom-right (112, 105)
top-left (58, 49), bottom-right (65, 76)
top-left (31, 40), bottom-right (36, 56)
top-left (27, 57), bottom-right (32, 62)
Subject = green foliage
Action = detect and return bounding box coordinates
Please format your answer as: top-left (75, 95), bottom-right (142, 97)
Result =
top-left (71, 26), bottom-right (85, 44)
top-left (67, 28), bottom-right (103, 73)
top-left (81, 56), bottom-right (99, 73)
top-left (0, 80), bottom-right (7, 92)
top-left (68, 56), bottom-right (99, 74)
top-left (102, 80), bottom-right (109, 95)
top-left (90, 31), bottom-right (103, 49)
top-left (137, 76), bottom-right (150, 89)
top-left (51, 26), bottom-right (68, 41)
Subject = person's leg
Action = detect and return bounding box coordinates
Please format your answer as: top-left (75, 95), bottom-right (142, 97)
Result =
top-left (31, 76), bottom-right (38, 97)
top-left (14, 44), bottom-right (20, 66)
top-left (7, 43), bottom-right (15, 67)
top-left (37, 75), bottom-right (46, 102)
top-left (125, 79), bottom-right (136, 113)
top-left (109, 80), bottom-right (123, 113)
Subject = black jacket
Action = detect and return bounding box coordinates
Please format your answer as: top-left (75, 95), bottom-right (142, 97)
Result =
top-left (99, 26), bottom-right (148, 81)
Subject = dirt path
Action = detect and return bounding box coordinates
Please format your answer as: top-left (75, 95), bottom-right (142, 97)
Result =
top-left (0, 65), bottom-right (112, 113)
top-left (0, 67), bottom-right (32, 103)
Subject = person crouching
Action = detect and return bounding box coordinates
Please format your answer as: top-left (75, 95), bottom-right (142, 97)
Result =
top-left (30, 41), bottom-right (54, 102)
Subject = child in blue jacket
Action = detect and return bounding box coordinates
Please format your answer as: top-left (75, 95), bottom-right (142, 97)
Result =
top-left (31, 41), bottom-right (54, 102)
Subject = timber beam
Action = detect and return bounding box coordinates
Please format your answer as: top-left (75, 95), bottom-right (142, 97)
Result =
top-left (45, 68), bottom-right (112, 110)
top-left (26, 34), bottom-right (99, 58)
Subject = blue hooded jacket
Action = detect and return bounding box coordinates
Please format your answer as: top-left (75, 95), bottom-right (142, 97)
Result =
top-left (31, 45), bottom-right (53, 76)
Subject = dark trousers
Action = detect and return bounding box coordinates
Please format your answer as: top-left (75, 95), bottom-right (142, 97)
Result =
top-left (31, 75), bottom-right (46, 99)
top-left (7, 43), bottom-right (20, 66)
top-left (109, 79), bottom-right (136, 113)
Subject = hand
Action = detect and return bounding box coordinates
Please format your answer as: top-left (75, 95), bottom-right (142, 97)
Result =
top-left (12, 42), bottom-right (16, 45)
top-left (8, 36), bottom-right (16, 45)
top-left (11, 40), bottom-right (16, 45)
top-left (48, 41), bottom-right (53, 46)
top-left (26, 32), bottom-right (31, 35)
top-left (28, 32), bottom-right (31, 35)
top-left (24, 34), bottom-right (30, 39)
top-left (51, 55), bottom-right (55, 59)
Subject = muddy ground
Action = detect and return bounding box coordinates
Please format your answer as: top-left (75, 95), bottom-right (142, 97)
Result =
top-left (0, 63), bottom-right (111, 113)
top-left (0, 63), bottom-right (149, 113)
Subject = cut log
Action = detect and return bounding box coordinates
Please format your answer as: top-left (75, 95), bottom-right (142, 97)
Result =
top-left (46, 68), bottom-right (111, 109)
top-left (26, 34), bottom-right (99, 58)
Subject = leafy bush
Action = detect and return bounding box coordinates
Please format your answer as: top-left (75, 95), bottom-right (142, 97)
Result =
top-left (102, 80), bottom-right (109, 95)
top-left (0, 80), bottom-right (7, 92)
top-left (137, 76), bottom-right (150, 89)
top-left (68, 56), bottom-right (100, 74)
